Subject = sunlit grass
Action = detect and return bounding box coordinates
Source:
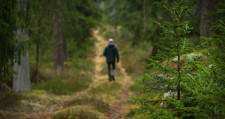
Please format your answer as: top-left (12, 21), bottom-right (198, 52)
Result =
top-left (0, 90), bottom-right (59, 112)
top-left (88, 79), bottom-right (122, 106)
top-left (66, 96), bottom-right (110, 113)
top-left (31, 57), bottom-right (94, 95)
top-left (32, 78), bottom-right (91, 95)
top-left (52, 106), bottom-right (104, 119)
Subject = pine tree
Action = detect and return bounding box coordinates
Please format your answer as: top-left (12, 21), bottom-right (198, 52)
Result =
top-left (0, 0), bottom-right (18, 85)
top-left (133, 0), bottom-right (225, 118)
top-left (132, 0), bottom-right (194, 118)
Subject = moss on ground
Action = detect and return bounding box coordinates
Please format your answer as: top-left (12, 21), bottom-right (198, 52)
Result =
top-left (52, 106), bottom-right (104, 119)
top-left (66, 96), bottom-right (110, 113)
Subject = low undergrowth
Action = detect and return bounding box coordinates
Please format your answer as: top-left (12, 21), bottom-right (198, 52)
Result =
top-left (32, 78), bottom-right (91, 95)
top-left (119, 41), bottom-right (152, 78)
top-left (89, 80), bottom-right (121, 96)
top-left (31, 57), bottom-right (94, 95)
top-left (0, 90), bottom-right (58, 112)
top-left (52, 106), bottom-right (104, 119)
top-left (66, 96), bottom-right (109, 113)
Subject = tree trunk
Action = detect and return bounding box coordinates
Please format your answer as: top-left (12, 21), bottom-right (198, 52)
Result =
top-left (53, 15), bottom-right (64, 71)
top-left (63, 39), bottom-right (69, 62)
top-left (143, 0), bottom-right (147, 32)
top-left (35, 18), bottom-right (41, 81)
top-left (63, 1), bottom-right (68, 62)
top-left (13, 49), bottom-right (31, 92)
top-left (35, 34), bottom-right (40, 81)
top-left (200, 0), bottom-right (215, 38)
top-left (13, 0), bottom-right (31, 92)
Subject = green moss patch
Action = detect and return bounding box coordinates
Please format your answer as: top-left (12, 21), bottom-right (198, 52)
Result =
top-left (66, 97), bottom-right (109, 113)
top-left (52, 106), bottom-right (104, 119)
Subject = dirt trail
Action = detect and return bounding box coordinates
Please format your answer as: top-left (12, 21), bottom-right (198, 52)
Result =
top-left (105, 62), bottom-right (132, 119)
top-left (91, 34), bottom-right (132, 119)
top-left (75, 30), bottom-right (108, 97)
top-left (89, 30), bottom-right (133, 119)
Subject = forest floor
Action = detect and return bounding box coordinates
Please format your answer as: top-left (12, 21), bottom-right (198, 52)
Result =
top-left (24, 30), bottom-right (134, 119)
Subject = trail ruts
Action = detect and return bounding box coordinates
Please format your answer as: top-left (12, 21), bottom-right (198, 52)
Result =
top-left (105, 50), bottom-right (132, 118)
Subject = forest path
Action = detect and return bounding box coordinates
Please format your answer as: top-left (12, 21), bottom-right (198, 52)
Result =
top-left (105, 62), bottom-right (132, 119)
top-left (75, 30), bottom-right (108, 97)
top-left (91, 30), bottom-right (133, 119)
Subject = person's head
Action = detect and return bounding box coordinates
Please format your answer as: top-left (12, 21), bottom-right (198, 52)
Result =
top-left (109, 38), bottom-right (113, 43)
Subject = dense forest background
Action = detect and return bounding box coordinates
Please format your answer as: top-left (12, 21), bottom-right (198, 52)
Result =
top-left (0, 0), bottom-right (225, 119)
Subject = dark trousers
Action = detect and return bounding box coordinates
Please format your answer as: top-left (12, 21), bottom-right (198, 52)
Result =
top-left (107, 62), bottom-right (115, 81)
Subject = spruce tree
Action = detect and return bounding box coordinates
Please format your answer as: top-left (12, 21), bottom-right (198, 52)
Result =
top-left (133, 0), bottom-right (225, 118)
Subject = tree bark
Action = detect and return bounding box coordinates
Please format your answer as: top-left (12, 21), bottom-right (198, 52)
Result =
top-left (200, 0), bottom-right (215, 38)
top-left (53, 15), bottom-right (64, 71)
top-left (13, 49), bottom-right (31, 92)
top-left (63, 1), bottom-right (68, 62)
top-left (35, 35), bottom-right (39, 81)
top-left (63, 39), bottom-right (69, 62)
top-left (143, 0), bottom-right (147, 32)
top-left (13, 0), bottom-right (31, 92)
top-left (35, 18), bottom-right (41, 81)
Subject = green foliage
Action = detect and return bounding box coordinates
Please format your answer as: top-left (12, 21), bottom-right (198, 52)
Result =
top-left (103, 0), bottom-right (160, 43)
top-left (102, 0), bottom-right (201, 59)
top-left (31, 52), bottom-right (94, 95)
top-left (132, 0), bottom-right (225, 118)
top-left (210, 0), bottom-right (225, 88)
top-left (0, 0), bottom-right (28, 83)
top-left (120, 41), bottom-right (153, 76)
top-left (27, 0), bottom-right (101, 57)
top-left (26, 0), bottom-right (101, 94)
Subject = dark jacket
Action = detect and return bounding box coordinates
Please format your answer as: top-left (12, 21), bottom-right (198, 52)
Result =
top-left (103, 42), bottom-right (119, 63)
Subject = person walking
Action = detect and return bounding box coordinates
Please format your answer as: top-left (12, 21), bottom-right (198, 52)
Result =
top-left (103, 38), bottom-right (119, 81)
